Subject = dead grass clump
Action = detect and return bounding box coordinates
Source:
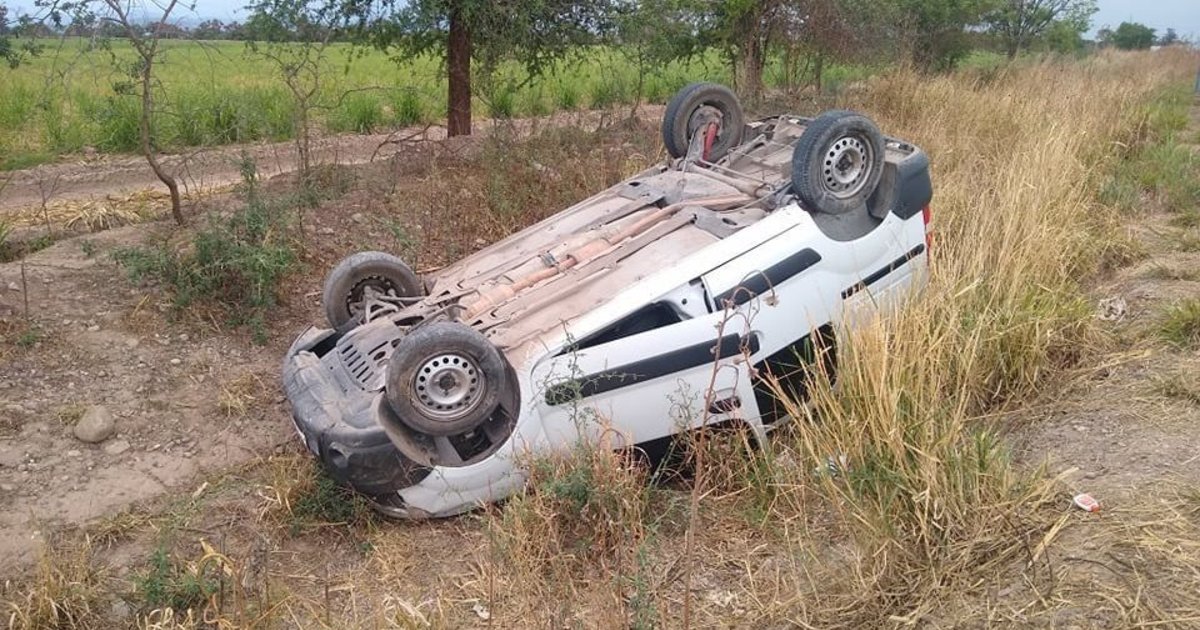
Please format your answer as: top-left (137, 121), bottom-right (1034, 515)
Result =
top-left (217, 372), bottom-right (268, 418)
top-left (389, 118), bottom-right (663, 269)
top-left (3, 542), bottom-right (106, 630)
top-left (477, 438), bottom-right (669, 627)
top-left (257, 454), bottom-right (372, 534)
top-left (1153, 368), bottom-right (1200, 405)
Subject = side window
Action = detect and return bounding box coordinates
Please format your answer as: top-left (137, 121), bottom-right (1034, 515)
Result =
top-left (565, 302), bottom-right (684, 352)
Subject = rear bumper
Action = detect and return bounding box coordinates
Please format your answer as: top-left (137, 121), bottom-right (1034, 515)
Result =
top-left (281, 327), bottom-right (430, 500)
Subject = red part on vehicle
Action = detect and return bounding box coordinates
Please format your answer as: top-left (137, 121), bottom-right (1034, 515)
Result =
top-left (922, 205), bottom-right (933, 252)
top-left (702, 122), bottom-right (719, 162)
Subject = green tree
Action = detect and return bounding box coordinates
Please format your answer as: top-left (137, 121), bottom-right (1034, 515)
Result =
top-left (613, 0), bottom-right (704, 111)
top-left (246, 0), bottom-right (347, 196)
top-left (0, 4), bottom-right (12, 67)
top-left (983, 0), bottom-right (1096, 58)
top-left (1042, 17), bottom-right (1086, 54)
top-left (1110, 21), bottom-right (1155, 50)
top-left (890, 0), bottom-right (996, 71)
top-left (1158, 27), bottom-right (1179, 46)
top-left (346, 0), bottom-right (615, 137)
top-left (0, 3), bottom-right (44, 68)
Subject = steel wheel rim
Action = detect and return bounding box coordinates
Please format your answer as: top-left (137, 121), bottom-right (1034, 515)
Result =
top-left (822, 135), bottom-right (872, 199)
top-left (413, 353), bottom-right (485, 419)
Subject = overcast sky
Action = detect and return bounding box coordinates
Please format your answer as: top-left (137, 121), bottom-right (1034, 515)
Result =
top-left (7, 0), bottom-right (1200, 41)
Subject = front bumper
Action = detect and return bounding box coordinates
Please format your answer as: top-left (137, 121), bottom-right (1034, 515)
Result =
top-left (281, 327), bottom-right (430, 501)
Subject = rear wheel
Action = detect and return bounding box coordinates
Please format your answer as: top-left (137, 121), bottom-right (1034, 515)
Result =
top-left (792, 110), bottom-right (885, 215)
top-left (322, 251), bottom-right (422, 333)
top-left (661, 83), bottom-right (745, 161)
top-left (384, 322), bottom-right (509, 437)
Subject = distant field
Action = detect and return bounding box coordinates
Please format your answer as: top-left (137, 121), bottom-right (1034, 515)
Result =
top-left (0, 38), bottom-right (876, 170)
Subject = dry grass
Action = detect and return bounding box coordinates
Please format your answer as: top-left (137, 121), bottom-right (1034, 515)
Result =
top-left (3, 542), bottom-right (106, 630)
top-left (217, 372), bottom-right (268, 418)
top-left (463, 49), bottom-right (1200, 626)
top-left (256, 453), bottom-right (373, 534)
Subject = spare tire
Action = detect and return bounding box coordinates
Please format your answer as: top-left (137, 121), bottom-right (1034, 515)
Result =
top-left (792, 110), bottom-right (886, 215)
top-left (385, 322), bottom-right (508, 437)
top-left (322, 251), bottom-right (423, 333)
top-left (662, 82), bottom-right (745, 161)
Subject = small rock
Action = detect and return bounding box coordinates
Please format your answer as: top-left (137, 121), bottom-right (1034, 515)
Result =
top-left (124, 338), bottom-right (139, 349)
top-left (73, 406), bottom-right (116, 443)
top-left (6, 282), bottom-right (19, 292)
top-left (86, 325), bottom-right (100, 332)
top-left (170, 358), bottom-right (182, 366)
top-left (351, 212), bottom-right (366, 224)
top-left (67, 450), bottom-right (82, 458)
top-left (0, 484), bottom-right (14, 492)
top-left (103, 439), bottom-right (131, 456)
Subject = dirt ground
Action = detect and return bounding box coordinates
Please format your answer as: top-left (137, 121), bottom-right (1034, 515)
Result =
top-left (0, 93), bottom-right (1197, 627)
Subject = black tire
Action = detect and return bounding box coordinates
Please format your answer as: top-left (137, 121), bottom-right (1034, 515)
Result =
top-left (385, 322), bottom-right (508, 437)
top-left (662, 82), bottom-right (745, 161)
top-left (322, 251), bottom-right (422, 333)
top-left (792, 110), bottom-right (886, 215)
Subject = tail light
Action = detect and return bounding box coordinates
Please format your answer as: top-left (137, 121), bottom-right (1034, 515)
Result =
top-left (922, 205), bottom-right (933, 251)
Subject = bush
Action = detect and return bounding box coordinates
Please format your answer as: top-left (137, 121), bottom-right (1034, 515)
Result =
top-left (90, 95), bottom-right (142, 153)
top-left (113, 171), bottom-right (297, 341)
top-left (329, 93), bottom-right (384, 134)
top-left (1160, 299), bottom-right (1200, 349)
top-left (392, 88), bottom-right (425, 127)
top-left (134, 547), bottom-right (221, 615)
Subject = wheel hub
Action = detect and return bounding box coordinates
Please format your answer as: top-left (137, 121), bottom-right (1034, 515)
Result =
top-left (823, 136), bottom-right (870, 198)
top-left (414, 353), bottom-right (484, 419)
top-left (347, 276), bottom-right (398, 317)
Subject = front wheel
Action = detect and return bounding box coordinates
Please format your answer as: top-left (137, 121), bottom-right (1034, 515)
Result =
top-left (384, 322), bottom-right (509, 437)
top-left (792, 110), bottom-right (886, 216)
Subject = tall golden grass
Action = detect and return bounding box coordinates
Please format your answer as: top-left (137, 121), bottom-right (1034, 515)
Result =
top-left (470, 49), bottom-right (1200, 627)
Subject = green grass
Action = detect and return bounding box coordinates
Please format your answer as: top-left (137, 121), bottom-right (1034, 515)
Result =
top-left (134, 546), bottom-right (221, 614)
top-left (1099, 84), bottom-right (1200, 215)
top-left (0, 39), bottom-right (869, 168)
top-left (1160, 298), bottom-right (1200, 349)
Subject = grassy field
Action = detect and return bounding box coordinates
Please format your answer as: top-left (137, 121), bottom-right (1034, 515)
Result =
top-left (0, 38), bottom-right (877, 171)
top-left (2, 48), bottom-right (1197, 628)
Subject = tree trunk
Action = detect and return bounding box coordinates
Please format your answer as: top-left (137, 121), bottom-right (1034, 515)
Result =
top-left (447, 3), bottom-right (471, 137)
top-left (734, 35), bottom-right (764, 102)
top-left (140, 56), bottom-right (183, 225)
top-left (1006, 39), bottom-right (1020, 59)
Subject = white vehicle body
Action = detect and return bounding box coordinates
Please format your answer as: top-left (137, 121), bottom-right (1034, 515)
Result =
top-left (282, 102), bottom-right (933, 518)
